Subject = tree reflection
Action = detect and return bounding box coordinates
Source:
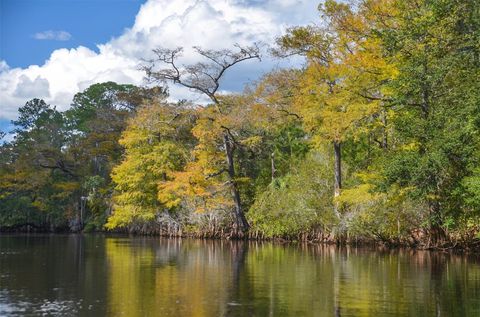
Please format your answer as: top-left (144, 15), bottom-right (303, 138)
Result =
top-left (101, 238), bottom-right (480, 317)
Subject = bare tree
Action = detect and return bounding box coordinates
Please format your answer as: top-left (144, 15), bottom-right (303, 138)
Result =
top-left (144, 44), bottom-right (260, 105)
top-left (143, 44), bottom-right (261, 234)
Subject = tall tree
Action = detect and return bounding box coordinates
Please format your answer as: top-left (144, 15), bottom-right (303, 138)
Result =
top-left (377, 0), bottom-right (480, 244)
top-left (65, 82), bottom-right (157, 229)
top-left (1, 99), bottom-right (75, 230)
top-left (107, 99), bottom-right (196, 229)
top-left (275, 0), bottom-right (394, 218)
top-left (144, 45), bottom-right (261, 234)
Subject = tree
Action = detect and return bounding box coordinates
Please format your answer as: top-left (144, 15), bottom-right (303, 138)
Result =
top-left (65, 82), bottom-right (158, 230)
top-left (0, 99), bottom-right (76, 230)
top-left (107, 100), bottom-right (196, 229)
top-left (66, 82), bottom-right (151, 178)
top-left (144, 44), bottom-right (261, 234)
top-left (13, 99), bottom-right (73, 176)
top-left (377, 0), bottom-right (480, 244)
top-left (275, 0), bottom-right (394, 219)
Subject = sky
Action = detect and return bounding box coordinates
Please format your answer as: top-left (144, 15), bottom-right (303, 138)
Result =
top-left (0, 0), bottom-right (319, 134)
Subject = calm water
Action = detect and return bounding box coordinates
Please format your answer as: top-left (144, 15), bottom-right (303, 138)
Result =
top-left (0, 235), bottom-right (479, 316)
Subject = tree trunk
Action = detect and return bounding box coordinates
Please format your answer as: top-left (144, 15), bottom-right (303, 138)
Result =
top-left (421, 59), bottom-right (430, 120)
top-left (381, 107), bottom-right (388, 149)
top-left (333, 141), bottom-right (342, 218)
top-left (334, 141), bottom-right (342, 198)
top-left (428, 200), bottom-right (446, 246)
top-left (224, 134), bottom-right (249, 233)
top-left (271, 152), bottom-right (276, 182)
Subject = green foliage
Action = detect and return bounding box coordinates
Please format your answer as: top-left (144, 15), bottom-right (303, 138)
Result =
top-left (0, 82), bottom-right (153, 231)
top-left (248, 152), bottom-right (336, 238)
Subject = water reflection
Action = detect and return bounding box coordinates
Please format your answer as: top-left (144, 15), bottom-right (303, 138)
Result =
top-left (1, 235), bottom-right (480, 316)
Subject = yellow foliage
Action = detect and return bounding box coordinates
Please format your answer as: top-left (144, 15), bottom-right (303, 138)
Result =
top-left (290, 0), bottom-right (398, 148)
top-left (53, 181), bottom-right (79, 193)
top-left (107, 101), bottom-right (194, 228)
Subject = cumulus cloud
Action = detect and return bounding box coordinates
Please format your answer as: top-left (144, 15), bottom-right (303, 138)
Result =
top-left (13, 75), bottom-right (50, 98)
top-left (0, 60), bottom-right (9, 72)
top-left (33, 30), bottom-right (72, 41)
top-left (0, 0), bottom-right (318, 120)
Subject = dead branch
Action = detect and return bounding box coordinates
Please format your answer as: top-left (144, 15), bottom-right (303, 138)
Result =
top-left (143, 44), bottom-right (261, 105)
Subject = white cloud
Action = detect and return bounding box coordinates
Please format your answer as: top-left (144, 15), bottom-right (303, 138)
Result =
top-left (0, 0), bottom-right (318, 120)
top-left (0, 61), bottom-right (9, 72)
top-left (33, 30), bottom-right (72, 41)
top-left (13, 75), bottom-right (50, 98)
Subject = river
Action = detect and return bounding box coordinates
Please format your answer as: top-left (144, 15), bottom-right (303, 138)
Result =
top-left (0, 234), bottom-right (479, 316)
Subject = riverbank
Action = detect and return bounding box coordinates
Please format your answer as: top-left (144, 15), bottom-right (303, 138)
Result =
top-left (3, 222), bottom-right (480, 253)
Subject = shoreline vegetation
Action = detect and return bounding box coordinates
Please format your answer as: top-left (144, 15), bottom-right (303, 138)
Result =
top-left (1, 0), bottom-right (480, 252)
top-left (2, 222), bottom-right (480, 253)
top-left (1, 227), bottom-right (479, 254)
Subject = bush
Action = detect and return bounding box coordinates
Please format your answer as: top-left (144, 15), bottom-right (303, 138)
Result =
top-left (247, 151), bottom-right (336, 238)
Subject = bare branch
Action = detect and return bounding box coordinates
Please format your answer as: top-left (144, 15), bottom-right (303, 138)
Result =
top-left (38, 161), bottom-right (76, 178)
top-left (276, 108), bottom-right (302, 119)
top-left (205, 168), bottom-right (227, 180)
top-left (355, 92), bottom-right (393, 103)
top-left (144, 44), bottom-right (261, 105)
top-left (220, 125), bottom-right (241, 147)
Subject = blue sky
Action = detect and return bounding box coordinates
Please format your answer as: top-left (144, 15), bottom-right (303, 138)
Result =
top-left (0, 120), bottom-right (11, 135)
top-left (1, 0), bottom-right (145, 134)
top-left (0, 0), bottom-right (146, 68)
top-left (0, 0), bottom-right (316, 136)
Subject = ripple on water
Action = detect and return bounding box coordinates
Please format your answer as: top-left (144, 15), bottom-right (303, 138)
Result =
top-left (0, 291), bottom-right (79, 317)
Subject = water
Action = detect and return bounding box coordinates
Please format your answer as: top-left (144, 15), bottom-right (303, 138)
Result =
top-left (0, 234), bottom-right (479, 316)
